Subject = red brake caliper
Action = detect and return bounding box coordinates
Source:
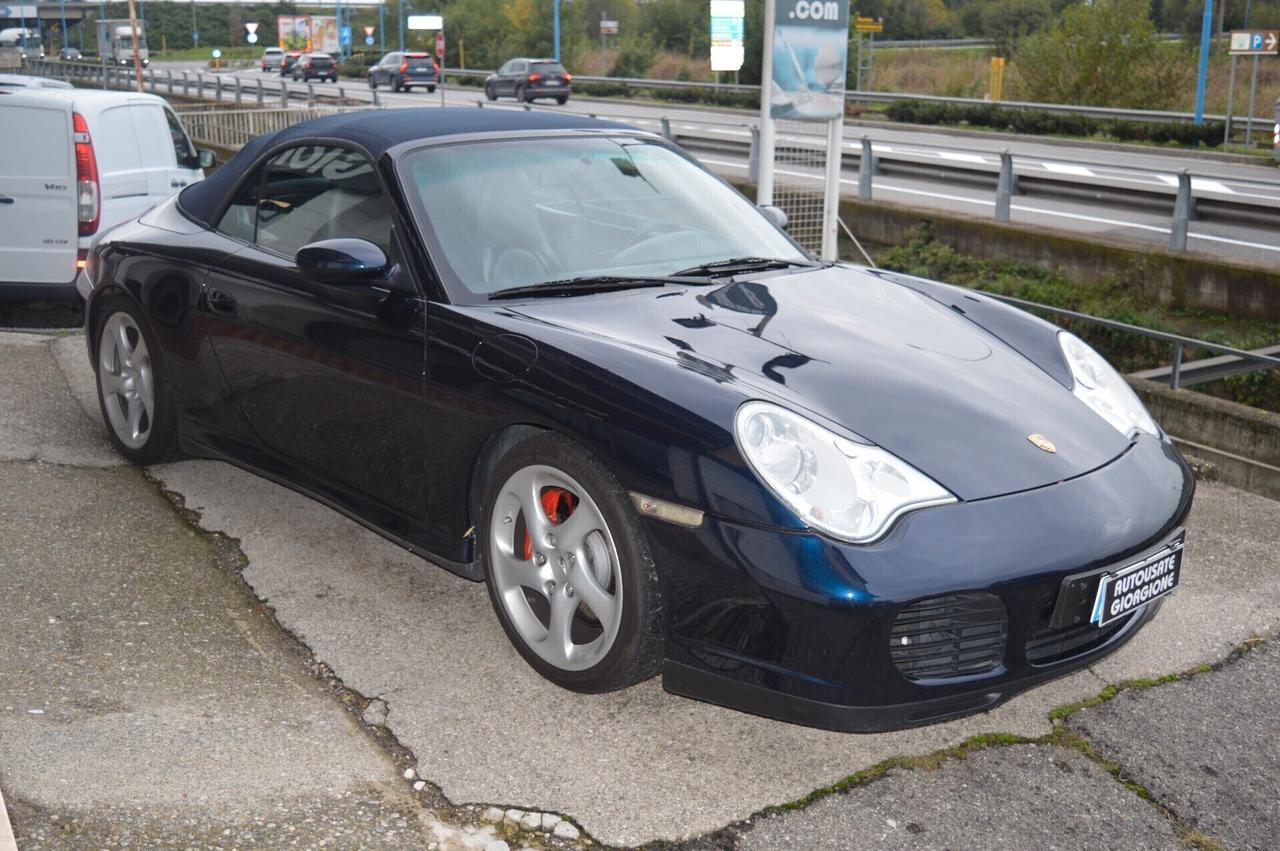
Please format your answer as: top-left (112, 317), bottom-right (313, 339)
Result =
top-left (521, 488), bottom-right (579, 560)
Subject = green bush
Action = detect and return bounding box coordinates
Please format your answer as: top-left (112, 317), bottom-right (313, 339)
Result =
top-left (338, 61), bottom-right (368, 79)
top-left (884, 100), bottom-right (1225, 148)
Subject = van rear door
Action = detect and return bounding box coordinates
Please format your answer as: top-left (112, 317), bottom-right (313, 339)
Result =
top-left (0, 96), bottom-right (77, 285)
top-left (93, 102), bottom-right (152, 227)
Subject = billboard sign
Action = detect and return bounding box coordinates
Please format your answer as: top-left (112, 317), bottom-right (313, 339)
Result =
top-left (770, 0), bottom-right (850, 120)
top-left (710, 0), bottom-right (745, 72)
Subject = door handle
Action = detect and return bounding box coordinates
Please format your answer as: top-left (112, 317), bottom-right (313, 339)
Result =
top-left (206, 287), bottom-right (238, 316)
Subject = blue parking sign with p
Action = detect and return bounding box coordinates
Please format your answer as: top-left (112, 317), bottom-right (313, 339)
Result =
top-left (1254, 33), bottom-right (1264, 49)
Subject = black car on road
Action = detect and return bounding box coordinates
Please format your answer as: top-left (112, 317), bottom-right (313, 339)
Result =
top-left (293, 52), bottom-right (337, 83)
top-left (368, 51), bottom-right (438, 93)
top-left (485, 58), bottom-right (571, 104)
top-left (279, 50), bottom-right (302, 77)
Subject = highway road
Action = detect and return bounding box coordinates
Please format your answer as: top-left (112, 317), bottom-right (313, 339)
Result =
top-left (155, 62), bottom-right (1280, 265)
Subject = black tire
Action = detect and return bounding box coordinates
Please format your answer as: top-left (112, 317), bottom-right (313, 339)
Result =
top-left (555, 95), bottom-right (568, 105)
top-left (91, 292), bottom-right (180, 466)
top-left (479, 432), bottom-right (663, 693)
top-left (516, 83), bottom-right (528, 102)
top-left (427, 85), bottom-right (436, 93)
top-left (484, 82), bottom-right (497, 101)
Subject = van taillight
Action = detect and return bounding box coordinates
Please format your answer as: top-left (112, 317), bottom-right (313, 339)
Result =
top-left (400, 61), bottom-right (408, 73)
top-left (433, 61), bottom-right (440, 73)
top-left (73, 111), bottom-right (99, 236)
top-left (563, 72), bottom-right (572, 81)
top-left (527, 73), bottom-right (542, 82)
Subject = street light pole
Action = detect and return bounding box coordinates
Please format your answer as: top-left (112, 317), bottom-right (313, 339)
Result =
top-left (400, 0), bottom-right (407, 52)
top-left (60, 0), bottom-right (68, 52)
top-left (553, 0), bottom-right (560, 61)
top-left (1193, 0), bottom-right (1215, 126)
top-left (190, 0), bottom-right (198, 48)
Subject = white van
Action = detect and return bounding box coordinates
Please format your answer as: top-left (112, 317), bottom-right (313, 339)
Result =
top-left (0, 89), bottom-right (213, 300)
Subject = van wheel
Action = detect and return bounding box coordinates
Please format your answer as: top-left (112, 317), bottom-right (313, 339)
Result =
top-left (92, 293), bottom-right (180, 465)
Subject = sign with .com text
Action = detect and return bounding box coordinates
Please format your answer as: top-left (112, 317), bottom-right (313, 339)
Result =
top-left (710, 0), bottom-right (745, 72)
top-left (771, 0), bottom-right (850, 120)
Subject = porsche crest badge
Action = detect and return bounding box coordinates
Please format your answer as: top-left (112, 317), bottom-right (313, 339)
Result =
top-left (1027, 433), bottom-right (1057, 453)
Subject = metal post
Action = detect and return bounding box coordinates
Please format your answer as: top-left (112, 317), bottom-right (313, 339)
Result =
top-left (372, 88), bottom-right (379, 107)
top-left (379, 2), bottom-right (385, 52)
top-left (995, 149), bottom-right (1015, 222)
top-left (281, 81), bottom-right (288, 106)
top-left (216, 76), bottom-right (222, 102)
top-left (60, 0), bottom-right (68, 54)
top-left (256, 78), bottom-right (263, 106)
top-left (190, 0), bottom-right (198, 48)
top-left (553, 0), bottom-right (560, 61)
top-left (399, 0), bottom-right (407, 52)
top-left (183, 70), bottom-right (190, 96)
top-left (599, 12), bottom-right (606, 71)
top-left (756, 0), bottom-right (778, 205)
top-left (858, 136), bottom-right (874, 201)
top-left (820, 117), bottom-right (843, 260)
top-left (235, 77), bottom-right (242, 104)
top-left (1170, 343), bottom-right (1184, 389)
top-left (196, 71), bottom-right (203, 97)
top-left (1170, 170), bottom-right (1192, 252)
top-left (748, 125), bottom-right (760, 184)
top-left (1193, 0), bottom-right (1214, 126)
top-left (660, 117), bottom-right (673, 141)
top-left (307, 82), bottom-right (315, 105)
top-left (1245, 55), bottom-right (1260, 146)
top-left (1224, 55), bottom-right (1238, 145)
top-left (167, 69), bottom-right (173, 93)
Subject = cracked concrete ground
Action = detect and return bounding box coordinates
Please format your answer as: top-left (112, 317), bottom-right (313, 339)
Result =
top-left (5, 327), bottom-right (1279, 849)
top-left (0, 332), bottom-right (508, 850)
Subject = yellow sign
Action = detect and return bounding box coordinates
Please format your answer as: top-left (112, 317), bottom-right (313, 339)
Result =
top-left (855, 16), bottom-right (884, 33)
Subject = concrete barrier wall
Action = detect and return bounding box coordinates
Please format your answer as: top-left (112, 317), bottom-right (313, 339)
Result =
top-left (835, 196), bottom-right (1280, 321)
top-left (1130, 377), bottom-right (1280, 499)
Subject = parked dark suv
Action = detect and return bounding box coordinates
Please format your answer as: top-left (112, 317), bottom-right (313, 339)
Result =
top-left (292, 52), bottom-right (336, 83)
top-left (485, 58), bottom-right (572, 104)
top-left (368, 51), bottom-right (438, 93)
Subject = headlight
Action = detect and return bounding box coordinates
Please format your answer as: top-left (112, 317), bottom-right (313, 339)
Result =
top-left (1058, 331), bottom-right (1158, 438)
top-left (734, 401), bottom-right (955, 544)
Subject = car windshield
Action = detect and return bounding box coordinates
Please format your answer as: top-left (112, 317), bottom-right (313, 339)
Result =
top-left (399, 136), bottom-right (805, 300)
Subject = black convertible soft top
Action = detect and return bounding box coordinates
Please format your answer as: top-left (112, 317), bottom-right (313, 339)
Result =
top-left (178, 107), bottom-right (635, 226)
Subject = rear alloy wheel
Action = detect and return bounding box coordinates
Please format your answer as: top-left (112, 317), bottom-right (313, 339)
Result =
top-left (481, 433), bottom-right (662, 692)
top-left (93, 294), bottom-right (179, 465)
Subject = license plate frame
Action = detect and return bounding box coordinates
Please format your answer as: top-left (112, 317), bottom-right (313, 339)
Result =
top-left (1090, 540), bottom-right (1184, 628)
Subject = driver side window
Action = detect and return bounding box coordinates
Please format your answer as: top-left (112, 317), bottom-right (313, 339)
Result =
top-left (215, 145), bottom-right (395, 259)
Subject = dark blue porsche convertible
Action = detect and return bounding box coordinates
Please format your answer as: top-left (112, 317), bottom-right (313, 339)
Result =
top-left (82, 108), bottom-right (1193, 731)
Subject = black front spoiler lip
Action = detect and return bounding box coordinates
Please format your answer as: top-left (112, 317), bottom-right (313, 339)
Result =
top-left (662, 598), bottom-right (1160, 733)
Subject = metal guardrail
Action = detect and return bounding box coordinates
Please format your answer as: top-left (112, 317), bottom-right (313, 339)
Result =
top-left (473, 99), bottom-right (1280, 254)
top-left (445, 67), bottom-right (1272, 127)
top-left (985, 293), bottom-right (1280, 389)
top-left (174, 106), bottom-right (372, 150)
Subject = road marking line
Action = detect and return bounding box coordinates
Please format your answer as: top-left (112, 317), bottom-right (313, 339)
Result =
top-left (0, 784), bottom-right (16, 851)
top-left (697, 156), bottom-right (1280, 255)
top-left (1042, 162), bottom-right (1094, 177)
top-left (937, 151), bottom-right (988, 164)
top-left (1156, 174), bottom-right (1236, 195)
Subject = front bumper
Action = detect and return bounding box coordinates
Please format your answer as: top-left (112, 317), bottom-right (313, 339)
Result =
top-left (652, 435), bottom-right (1194, 731)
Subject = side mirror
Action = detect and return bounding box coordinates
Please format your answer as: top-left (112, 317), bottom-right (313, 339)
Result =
top-left (296, 238), bottom-right (388, 285)
top-left (196, 149), bottom-right (216, 169)
top-left (759, 205), bottom-right (788, 229)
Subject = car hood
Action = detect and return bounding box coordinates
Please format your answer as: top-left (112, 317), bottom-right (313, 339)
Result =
top-left (505, 264), bottom-right (1131, 501)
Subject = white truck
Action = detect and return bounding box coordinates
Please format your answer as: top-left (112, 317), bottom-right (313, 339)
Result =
top-left (95, 19), bottom-right (149, 67)
top-left (0, 27), bottom-right (45, 60)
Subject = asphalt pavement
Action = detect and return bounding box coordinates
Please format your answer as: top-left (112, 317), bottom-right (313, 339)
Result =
top-left (2, 326), bottom-right (1278, 849)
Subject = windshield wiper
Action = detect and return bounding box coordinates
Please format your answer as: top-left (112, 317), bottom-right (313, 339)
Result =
top-left (488, 275), bottom-right (705, 301)
top-left (671, 257), bottom-right (820, 278)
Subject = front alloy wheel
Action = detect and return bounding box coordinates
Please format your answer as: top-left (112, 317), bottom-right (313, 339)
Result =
top-left (482, 434), bottom-right (662, 691)
top-left (98, 311), bottom-right (154, 450)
